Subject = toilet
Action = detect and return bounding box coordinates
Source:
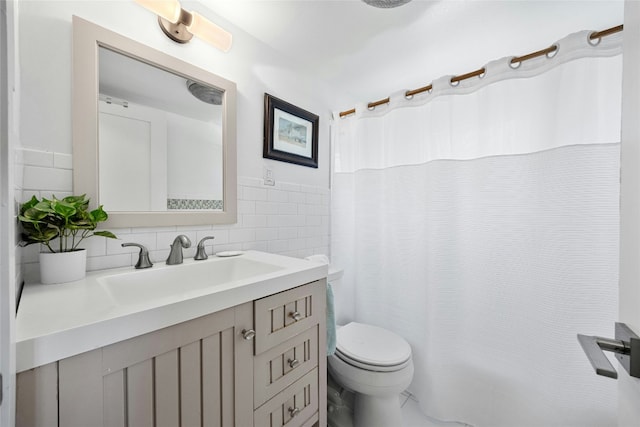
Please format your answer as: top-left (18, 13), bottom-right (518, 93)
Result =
top-left (306, 255), bottom-right (414, 427)
top-left (328, 322), bottom-right (414, 427)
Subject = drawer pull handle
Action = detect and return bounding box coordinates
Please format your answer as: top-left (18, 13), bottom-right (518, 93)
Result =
top-left (289, 311), bottom-right (302, 321)
top-left (242, 329), bottom-right (256, 340)
top-left (289, 407), bottom-right (300, 418)
top-left (288, 358), bottom-right (300, 369)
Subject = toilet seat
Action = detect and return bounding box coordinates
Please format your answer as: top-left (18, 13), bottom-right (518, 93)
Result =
top-left (335, 322), bottom-right (412, 372)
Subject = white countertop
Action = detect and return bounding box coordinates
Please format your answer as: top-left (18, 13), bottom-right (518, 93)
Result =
top-left (16, 251), bottom-right (328, 372)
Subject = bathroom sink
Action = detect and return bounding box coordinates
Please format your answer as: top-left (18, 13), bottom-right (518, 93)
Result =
top-left (17, 250), bottom-right (328, 372)
top-left (98, 256), bottom-right (284, 305)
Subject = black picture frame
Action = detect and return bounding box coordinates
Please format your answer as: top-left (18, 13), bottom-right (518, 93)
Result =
top-left (263, 93), bottom-right (319, 168)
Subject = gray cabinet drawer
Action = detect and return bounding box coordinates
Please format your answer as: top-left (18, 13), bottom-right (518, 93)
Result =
top-left (254, 325), bottom-right (318, 408)
top-left (254, 280), bottom-right (324, 354)
top-left (254, 367), bottom-right (319, 427)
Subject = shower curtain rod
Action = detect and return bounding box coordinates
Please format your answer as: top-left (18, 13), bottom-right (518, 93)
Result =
top-left (338, 24), bottom-right (624, 118)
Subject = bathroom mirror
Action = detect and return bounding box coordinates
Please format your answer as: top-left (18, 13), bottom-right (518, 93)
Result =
top-left (72, 16), bottom-right (237, 227)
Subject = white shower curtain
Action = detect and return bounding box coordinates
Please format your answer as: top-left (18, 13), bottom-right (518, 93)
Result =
top-left (331, 30), bottom-right (622, 426)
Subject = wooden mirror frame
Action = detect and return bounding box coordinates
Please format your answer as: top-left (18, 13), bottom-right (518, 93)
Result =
top-left (72, 16), bottom-right (237, 227)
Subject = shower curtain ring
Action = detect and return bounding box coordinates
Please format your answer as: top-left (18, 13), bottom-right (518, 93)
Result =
top-left (588, 32), bottom-right (602, 46)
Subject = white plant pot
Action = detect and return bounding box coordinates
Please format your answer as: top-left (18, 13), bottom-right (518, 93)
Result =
top-left (39, 249), bottom-right (87, 284)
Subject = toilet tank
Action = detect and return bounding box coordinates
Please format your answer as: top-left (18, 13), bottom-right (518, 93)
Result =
top-left (306, 254), bottom-right (344, 282)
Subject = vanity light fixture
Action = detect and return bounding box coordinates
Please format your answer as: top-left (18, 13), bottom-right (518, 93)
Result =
top-left (134, 0), bottom-right (232, 52)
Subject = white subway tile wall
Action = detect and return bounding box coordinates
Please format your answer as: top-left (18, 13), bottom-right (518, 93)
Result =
top-left (15, 149), bottom-right (25, 297)
top-left (17, 148), bottom-right (331, 283)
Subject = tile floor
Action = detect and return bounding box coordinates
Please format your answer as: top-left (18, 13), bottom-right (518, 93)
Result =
top-left (400, 392), bottom-right (473, 427)
top-left (328, 372), bottom-right (473, 427)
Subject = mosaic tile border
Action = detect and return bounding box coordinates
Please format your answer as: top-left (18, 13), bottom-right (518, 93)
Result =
top-left (167, 198), bottom-right (223, 210)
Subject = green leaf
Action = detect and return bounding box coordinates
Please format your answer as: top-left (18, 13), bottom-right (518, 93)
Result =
top-left (94, 230), bottom-right (117, 239)
top-left (20, 196), bottom-right (40, 215)
top-left (19, 208), bottom-right (48, 222)
top-left (90, 206), bottom-right (109, 223)
top-left (52, 200), bottom-right (77, 219)
top-left (70, 208), bottom-right (96, 229)
top-left (62, 194), bottom-right (87, 205)
top-left (21, 228), bottom-right (58, 244)
top-left (33, 200), bottom-right (55, 214)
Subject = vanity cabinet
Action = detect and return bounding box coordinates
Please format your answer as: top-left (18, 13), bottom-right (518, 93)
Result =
top-left (16, 280), bottom-right (326, 427)
top-left (253, 280), bottom-right (327, 427)
top-left (17, 302), bottom-right (254, 427)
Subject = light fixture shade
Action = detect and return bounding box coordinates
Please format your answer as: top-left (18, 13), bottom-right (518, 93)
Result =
top-left (189, 12), bottom-right (233, 52)
top-left (135, 0), bottom-right (181, 23)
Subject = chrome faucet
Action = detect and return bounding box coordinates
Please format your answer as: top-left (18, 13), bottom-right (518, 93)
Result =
top-left (194, 236), bottom-right (215, 260)
top-left (121, 242), bottom-right (153, 269)
top-left (166, 235), bottom-right (191, 265)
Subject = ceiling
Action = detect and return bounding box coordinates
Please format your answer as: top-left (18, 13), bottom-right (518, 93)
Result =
top-left (197, 0), bottom-right (624, 107)
top-left (99, 47), bottom-right (222, 123)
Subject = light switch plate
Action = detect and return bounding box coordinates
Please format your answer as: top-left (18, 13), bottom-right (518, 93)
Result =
top-left (263, 167), bottom-right (275, 186)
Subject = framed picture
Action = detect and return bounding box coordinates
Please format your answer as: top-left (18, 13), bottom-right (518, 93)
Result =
top-left (263, 93), bottom-right (319, 168)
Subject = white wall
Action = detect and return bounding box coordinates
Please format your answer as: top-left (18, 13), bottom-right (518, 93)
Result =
top-left (317, 0), bottom-right (626, 107)
top-left (1, 0), bottom-right (18, 424)
top-left (166, 112), bottom-right (222, 201)
top-left (98, 101), bottom-right (224, 208)
top-left (99, 105), bottom-right (155, 211)
top-left (16, 1), bottom-right (338, 280)
top-left (619, 1), bottom-right (640, 424)
top-left (18, 0), bottom-right (336, 188)
top-left (19, 170), bottom-right (330, 283)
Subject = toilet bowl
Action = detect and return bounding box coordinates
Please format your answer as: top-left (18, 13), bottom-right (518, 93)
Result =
top-left (328, 322), bottom-right (414, 427)
top-left (304, 254), bottom-right (415, 427)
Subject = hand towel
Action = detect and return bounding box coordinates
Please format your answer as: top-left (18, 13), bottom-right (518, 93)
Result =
top-left (326, 282), bottom-right (337, 356)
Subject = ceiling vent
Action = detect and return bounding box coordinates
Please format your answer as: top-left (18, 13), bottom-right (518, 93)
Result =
top-left (362, 0), bottom-right (412, 8)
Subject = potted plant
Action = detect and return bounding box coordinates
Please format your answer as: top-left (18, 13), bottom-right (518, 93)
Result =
top-left (18, 194), bottom-right (117, 284)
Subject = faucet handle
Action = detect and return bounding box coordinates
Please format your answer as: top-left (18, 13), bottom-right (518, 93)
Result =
top-left (121, 242), bottom-right (153, 269)
top-left (194, 236), bottom-right (215, 261)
